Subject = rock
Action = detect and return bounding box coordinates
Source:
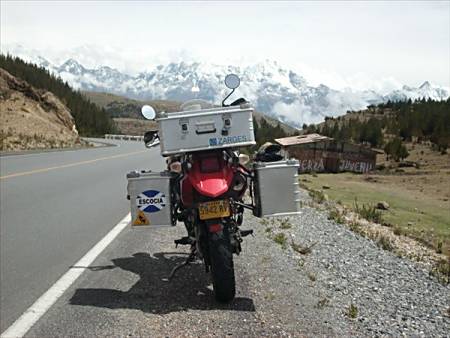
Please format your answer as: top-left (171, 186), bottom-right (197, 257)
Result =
top-left (377, 201), bottom-right (390, 210)
top-left (407, 222), bottom-right (414, 226)
top-left (322, 185), bottom-right (331, 189)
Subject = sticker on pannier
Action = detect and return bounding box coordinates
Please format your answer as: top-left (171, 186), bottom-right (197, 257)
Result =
top-left (133, 210), bottom-right (150, 226)
top-left (136, 190), bottom-right (166, 213)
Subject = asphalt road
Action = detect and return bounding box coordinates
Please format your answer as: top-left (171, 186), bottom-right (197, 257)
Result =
top-left (0, 139), bottom-right (164, 332)
top-left (2, 140), bottom-right (448, 337)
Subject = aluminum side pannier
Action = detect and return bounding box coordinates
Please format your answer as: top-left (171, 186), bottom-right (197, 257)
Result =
top-left (126, 170), bottom-right (173, 227)
top-left (252, 159), bottom-right (301, 218)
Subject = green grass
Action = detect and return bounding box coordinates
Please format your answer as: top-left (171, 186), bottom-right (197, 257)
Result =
top-left (347, 303), bottom-right (358, 318)
top-left (273, 232), bottom-right (288, 249)
top-left (301, 173), bottom-right (450, 255)
top-left (354, 200), bottom-right (383, 223)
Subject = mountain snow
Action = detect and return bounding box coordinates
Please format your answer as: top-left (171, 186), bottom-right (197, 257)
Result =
top-left (6, 51), bottom-right (449, 127)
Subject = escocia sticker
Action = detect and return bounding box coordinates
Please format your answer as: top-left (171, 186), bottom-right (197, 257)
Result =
top-left (136, 190), bottom-right (166, 213)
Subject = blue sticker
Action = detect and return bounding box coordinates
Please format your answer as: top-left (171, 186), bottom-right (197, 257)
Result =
top-left (209, 135), bottom-right (248, 146)
top-left (136, 190), bottom-right (166, 213)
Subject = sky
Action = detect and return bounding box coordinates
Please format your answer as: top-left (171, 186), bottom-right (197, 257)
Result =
top-left (1, 1), bottom-right (449, 90)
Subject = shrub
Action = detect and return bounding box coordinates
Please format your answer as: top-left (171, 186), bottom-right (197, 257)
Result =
top-left (354, 200), bottom-right (383, 223)
top-left (273, 233), bottom-right (287, 249)
top-left (384, 138), bottom-right (409, 161)
top-left (348, 221), bottom-right (363, 234)
top-left (328, 209), bottom-right (344, 224)
top-left (309, 189), bottom-right (325, 204)
top-left (347, 304), bottom-right (358, 318)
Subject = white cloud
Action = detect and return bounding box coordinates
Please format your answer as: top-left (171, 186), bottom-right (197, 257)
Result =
top-left (273, 100), bottom-right (323, 126)
top-left (1, 1), bottom-right (448, 87)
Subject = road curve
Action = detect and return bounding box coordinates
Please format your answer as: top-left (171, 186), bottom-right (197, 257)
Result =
top-left (0, 140), bottom-right (164, 332)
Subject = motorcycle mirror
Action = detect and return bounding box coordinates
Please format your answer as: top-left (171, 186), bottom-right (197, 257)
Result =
top-left (224, 74), bottom-right (240, 89)
top-left (141, 105), bottom-right (156, 120)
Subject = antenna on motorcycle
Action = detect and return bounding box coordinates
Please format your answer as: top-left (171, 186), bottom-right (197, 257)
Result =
top-left (222, 74), bottom-right (240, 107)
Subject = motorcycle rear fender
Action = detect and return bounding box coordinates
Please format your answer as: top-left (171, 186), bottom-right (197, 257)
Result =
top-left (187, 154), bottom-right (234, 198)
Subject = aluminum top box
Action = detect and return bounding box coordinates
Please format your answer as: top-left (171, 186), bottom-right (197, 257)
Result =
top-left (156, 105), bottom-right (256, 156)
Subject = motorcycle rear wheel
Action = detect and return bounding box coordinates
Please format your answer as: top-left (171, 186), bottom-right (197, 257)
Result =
top-left (208, 225), bottom-right (236, 303)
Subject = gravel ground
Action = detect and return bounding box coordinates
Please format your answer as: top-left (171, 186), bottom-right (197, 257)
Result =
top-left (248, 190), bottom-right (450, 337)
top-left (27, 189), bottom-right (449, 337)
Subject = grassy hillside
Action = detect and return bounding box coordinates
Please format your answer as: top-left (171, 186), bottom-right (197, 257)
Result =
top-left (0, 55), bottom-right (116, 136)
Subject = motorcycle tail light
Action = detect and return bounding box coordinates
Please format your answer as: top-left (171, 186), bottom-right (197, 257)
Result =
top-left (208, 223), bottom-right (223, 233)
top-left (169, 161), bottom-right (182, 173)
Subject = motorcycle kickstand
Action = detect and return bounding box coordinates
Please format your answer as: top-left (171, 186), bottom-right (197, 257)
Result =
top-left (163, 249), bottom-right (196, 282)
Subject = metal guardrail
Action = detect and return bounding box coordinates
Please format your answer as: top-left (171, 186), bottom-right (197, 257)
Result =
top-left (104, 134), bottom-right (144, 141)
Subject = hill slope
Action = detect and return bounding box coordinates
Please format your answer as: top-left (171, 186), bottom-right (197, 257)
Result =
top-left (0, 68), bottom-right (81, 151)
top-left (0, 54), bottom-right (116, 136)
top-left (305, 99), bottom-right (450, 151)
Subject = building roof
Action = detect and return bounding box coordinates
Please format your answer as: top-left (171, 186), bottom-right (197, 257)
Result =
top-left (275, 133), bottom-right (333, 146)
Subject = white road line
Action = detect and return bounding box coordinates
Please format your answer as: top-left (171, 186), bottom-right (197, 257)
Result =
top-left (1, 213), bottom-right (131, 338)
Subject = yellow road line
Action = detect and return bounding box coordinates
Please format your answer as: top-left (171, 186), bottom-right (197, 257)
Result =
top-left (0, 150), bottom-right (147, 180)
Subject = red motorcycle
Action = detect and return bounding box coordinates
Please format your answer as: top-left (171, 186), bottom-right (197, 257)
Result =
top-left (141, 75), bottom-right (255, 302)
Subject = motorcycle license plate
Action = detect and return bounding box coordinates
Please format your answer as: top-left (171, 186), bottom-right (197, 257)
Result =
top-left (198, 200), bottom-right (230, 220)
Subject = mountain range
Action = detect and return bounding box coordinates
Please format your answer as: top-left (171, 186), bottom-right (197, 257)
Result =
top-left (5, 51), bottom-right (449, 127)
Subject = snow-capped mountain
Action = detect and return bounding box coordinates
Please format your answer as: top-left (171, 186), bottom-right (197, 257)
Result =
top-left (5, 52), bottom-right (449, 126)
top-left (386, 81), bottom-right (449, 102)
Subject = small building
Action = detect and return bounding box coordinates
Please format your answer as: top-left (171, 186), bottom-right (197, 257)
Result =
top-left (275, 133), bottom-right (381, 174)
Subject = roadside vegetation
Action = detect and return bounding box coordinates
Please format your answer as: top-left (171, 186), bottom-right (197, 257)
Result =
top-left (301, 170), bottom-right (450, 256)
top-left (299, 142), bottom-right (450, 284)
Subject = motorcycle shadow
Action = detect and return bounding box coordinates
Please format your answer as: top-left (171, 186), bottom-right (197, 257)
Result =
top-left (70, 252), bottom-right (255, 313)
